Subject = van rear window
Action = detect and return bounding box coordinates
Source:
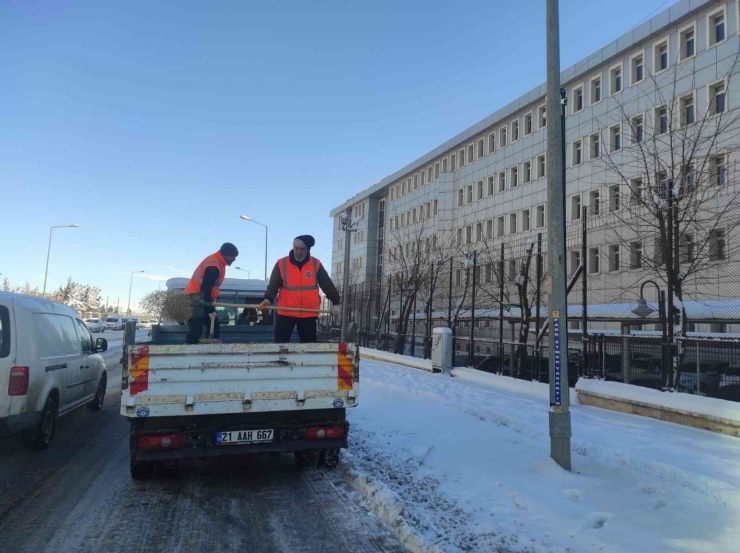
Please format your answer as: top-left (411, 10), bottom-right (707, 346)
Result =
top-left (0, 306), bottom-right (10, 358)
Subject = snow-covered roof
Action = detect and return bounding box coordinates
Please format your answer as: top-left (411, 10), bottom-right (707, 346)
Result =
top-left (166, 277), bottom-right (267, 294)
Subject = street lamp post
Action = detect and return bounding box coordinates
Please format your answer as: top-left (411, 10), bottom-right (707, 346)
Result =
top-left (234, 267), bottom-right (251, 279)
top-left (127, 271), bottom-right (145, 315)
top-left (239, 215), bottom-right (268, 281)
top-left (632, 280), bottom-right (668, 387)
top-left (42, 224), bottom-right (79, 297)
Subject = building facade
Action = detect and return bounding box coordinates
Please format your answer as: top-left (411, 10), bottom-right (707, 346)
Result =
top-left (330, 0), bottom-right (740, 333)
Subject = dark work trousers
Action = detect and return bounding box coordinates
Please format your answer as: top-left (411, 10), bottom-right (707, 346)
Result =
top-left (274, 315), bottom-right (317, 343)
top-left (186, 294), bottom-right (221, 344)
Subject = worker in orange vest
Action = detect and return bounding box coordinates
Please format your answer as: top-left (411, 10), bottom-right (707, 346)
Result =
top-left (259, 235), bottom-right (341, 343)
top-left (183, 243), bottom-right (239, 344)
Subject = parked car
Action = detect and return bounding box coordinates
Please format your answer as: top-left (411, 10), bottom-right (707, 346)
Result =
top-left (148, 319), bottom-right (160, 327)
top-left (105, 317), bottom-right (125, 331)
top-left (85, 318), bottom-right (105, 333)
top-left (0, 292), bottom-right (108, 448)
top-left (139, 320), bottom-right (151, 329)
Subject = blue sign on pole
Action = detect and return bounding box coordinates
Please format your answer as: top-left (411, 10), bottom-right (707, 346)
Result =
top-left (553, 310), bottom-right (562, 409)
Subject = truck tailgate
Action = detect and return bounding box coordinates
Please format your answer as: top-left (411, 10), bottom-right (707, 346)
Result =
top-left (121, 342), bottom-right (358, 418)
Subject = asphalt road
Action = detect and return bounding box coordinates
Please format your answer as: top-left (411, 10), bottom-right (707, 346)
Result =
top-left (0, 357), bottom-right (404, 553)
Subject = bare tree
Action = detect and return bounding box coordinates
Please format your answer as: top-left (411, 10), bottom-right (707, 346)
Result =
top-left (140, 290), bottom-right (168, 319)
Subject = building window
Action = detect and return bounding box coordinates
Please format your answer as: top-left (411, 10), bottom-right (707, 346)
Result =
top-left (656, 106), bottom-right (668, 135)
top-left (390, 188), bottom-right (395, 201)
top-left (522, 209), bottom-right (531, 232)
top-left (537, 154), bottom-right (546, 178)
top-left (588, 247), bottom-right (600, 274)
top-left (451, 153), bottom-right (456, 172)
top-left (610, 125), bottom-right (621, 152)
top-left (538, 105), bottom-right (547, 129)
top-left (712, 155), bottom-right (727, 186)
top-left (500, 126), bottom-right (508, 148)
top-left (681, 94), bottom-right (695, 126)
top-left (573, 85), bottom-right (584, 113)
top-left (680, 233), bottom-right (695, 264)
top-left (460, 148), bottom-right (466, 166)
top-left (433, 199), bottom-right (438, 215)
top-left (402, 181), bottom-right (407, 195)
top-left (511, 119), bottom-right (520, 142)
top-left (455, 269), bottom-right (462, 286)
top-left (710, 323), bottom-right (727, 334)
top-left (498, 171), bottom-right (506, 193)
top-left (421, 171), bottom-right (426, 187)
top-left (524, 113), bottom-right (533, 135)
top-left (426, 202), bottom-right (431, 219)
top-left (485, 263), bottom-right (493, 284)
top-left (478, 139), bottom-right (484, 159)
top-left (456, 228), bottom-right (463, 246)
top-left (608, 245), bottom-right (620, 272)
top-left (590, 132), bottom-right (600, 159)
top-left (487, 176), bottom-right (495, 196)
top-left (536, 205), bottom-right (546, 228)
top-left (631, 53), bottom-right (644, 85)
top-left (680, 25), bottom-right (695, 61)
top-left (709, 229), bottom-right (726, 261)
top-left (569, 251), bottom-right (581, 276)
top-left (570, 195), bottom-right (581, 221)
top-left (413, 208), bottom-right (417, 223)
top-left (457, 189), bottom-right (464, 207)
top-left (685, 164), bottom-right (696, 192)
top-left (610, 64), bottom-right (622, 94)
top-left (465, 226), bottom-right (472, 245)
top-left (466, 184), bottom-right (473, 204)
top-left (476, 222), bottom-right (483, 242)
top-left (486, 219), bottom-right (493, 239)
top-left (708, 9), bottom-right (725, 47)
top-left (654, 39), bottom-right (669, 72)
top-left (630, 242), bottom-right (643, 269)
top-left (523, 160), bottom-right (532, 184)
top-left (710, 81), bottom-right (726, 116)
top-left (477, 180), bottom-right (484, 201)
top-left (630, 178), bottom-right (643, 206)
top-left (497, 216), bottom-right (505, 237)
top-left (434, 162), bottom-right (440, 179)
top-left (511, 166), bottom-right (519, 188)
top-left (627, 115), bottom-right (643, 145)
top-left (590, 77), bottom-right (602, 104)
top-left (488, 133), bottom-right (496, 154)
top-left (572, 140), bottom-right (583, 166)
top-left (414, 174), bottom-right (419, 190)
top-left (443, 158), bottom-right (448, 173)
top-left (509, 213), bottom-right (517, 234)
top-left (427, 166), bottom-right (433, 183)
top-left (609, 185), bottom-right (620, 211)
top-left (589, 190), bottom-right (600, 215)
top-left (468, 144), bottom-right (474, 164)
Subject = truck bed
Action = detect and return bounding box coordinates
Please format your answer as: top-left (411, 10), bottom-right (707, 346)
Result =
top-left (121, 342), bottom-right (359, 419)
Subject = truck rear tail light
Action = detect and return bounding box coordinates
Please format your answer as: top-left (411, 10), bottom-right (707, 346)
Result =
top-left (306, 426), bottom-right (345, 440)
top-left (8, 367), bottom-right (29, 396)
top-left (136, 434), bottom-right (184, 451)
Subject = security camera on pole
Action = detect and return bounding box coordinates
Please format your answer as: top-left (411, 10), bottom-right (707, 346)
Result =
top-left (340, 209), bottom-right (363, 342)
top-left (546, 0), bottom-right (572, 471)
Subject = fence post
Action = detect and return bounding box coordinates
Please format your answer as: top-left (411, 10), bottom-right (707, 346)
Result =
top-left (696, 340), bottom-right (701, 395)
top-left (535, 233), bottom-right (542, 382)
top-left (621, 323), bottom-right (631, 384)
top-left (411, 279), bottom-right (417, 357)
top-left (499, 243), bottom-right (505, 375)
top-left (582, 206), bottom-right (588, 378)
top-left (469, 251), bottom-right (477, 368)
top-left (384, 276), bottom-right (391, 351)
top-left (599, 334), bottom-right (605, 380)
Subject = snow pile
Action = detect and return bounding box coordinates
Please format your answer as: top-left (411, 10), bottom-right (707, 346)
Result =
top-left (360, 347), bottom-right (433, 371)
top-left (346, 359), bottom-right (740, 553)
top-left (576, 379), bottom-right (740, 425)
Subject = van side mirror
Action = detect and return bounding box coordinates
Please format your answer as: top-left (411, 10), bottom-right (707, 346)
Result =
top-left (96, 338), bottom-right (108, 353)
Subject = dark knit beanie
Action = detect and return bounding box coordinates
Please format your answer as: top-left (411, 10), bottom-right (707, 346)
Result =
top-left (295, 235), bottom-right (315, 251)
top-left (220, 242), bottom-right (239, 257)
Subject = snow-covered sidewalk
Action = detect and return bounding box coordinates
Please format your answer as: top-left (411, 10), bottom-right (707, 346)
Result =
top-left (346, 359), bottom-right (740, 553)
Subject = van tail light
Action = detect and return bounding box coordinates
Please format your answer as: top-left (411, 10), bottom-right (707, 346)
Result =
top-left (8, 367), bottom-right (29, 396)
top-left (136, 434), bottom-right (184, 451)
top-left (306, 426), bottom-right (345, 440)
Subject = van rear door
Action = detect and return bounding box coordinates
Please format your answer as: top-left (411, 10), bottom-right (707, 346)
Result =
top-left (0, 301), bottom-right (15, 420)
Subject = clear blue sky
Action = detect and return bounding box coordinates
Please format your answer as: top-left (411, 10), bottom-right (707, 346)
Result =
top-left (0, 0), bottom-right (674, 309)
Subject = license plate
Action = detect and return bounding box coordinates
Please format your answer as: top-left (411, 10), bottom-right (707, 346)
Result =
top-left (216, 429), bottom-right (273, 445)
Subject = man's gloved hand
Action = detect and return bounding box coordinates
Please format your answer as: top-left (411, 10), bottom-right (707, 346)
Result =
top-left (331, 304), bottom-right (342, 319)
top-left (258, 299), bottom-right (270, 313)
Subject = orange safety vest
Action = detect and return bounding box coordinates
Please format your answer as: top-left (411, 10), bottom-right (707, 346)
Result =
top-left (276, 256), bottom-right (321, 318)
top-left (183, 252), bottom-right (227, 301)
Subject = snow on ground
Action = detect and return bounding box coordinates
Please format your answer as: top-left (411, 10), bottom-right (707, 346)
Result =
top-left (346, 359), bottom-right (740, 553)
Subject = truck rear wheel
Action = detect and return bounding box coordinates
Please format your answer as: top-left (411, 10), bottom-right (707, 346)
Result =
top-left (130, 460), bottom-right (155, 480)
top-left (319, 448), bottom-right (340, 469)
top-left (294, 450), bottom-right (317, 469)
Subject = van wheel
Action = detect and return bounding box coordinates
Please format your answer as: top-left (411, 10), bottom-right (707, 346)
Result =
top-left (30, 395), bottom-right (58, 450)
top-left (130, 460), bottom-right (155, 480)
top-left (87, 374), bottom-right (107, 412)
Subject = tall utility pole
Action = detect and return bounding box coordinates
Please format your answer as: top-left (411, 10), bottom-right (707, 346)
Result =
top-left (546, 0), bottom-right (572, 471)
top-left (340, 208), bottom-right (354, 342)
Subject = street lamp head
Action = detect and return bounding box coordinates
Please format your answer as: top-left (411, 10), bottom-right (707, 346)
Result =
top-left (632, 297), bottom-right (655, 319)
top-left (70, 224), bottom-right (79, 228)
top-left (239, 215), bottom-right (250, 221)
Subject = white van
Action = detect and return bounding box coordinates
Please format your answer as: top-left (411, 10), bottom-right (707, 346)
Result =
top-left (0, 292), bottom-right (108, 448)
top-left (105, 317), bottom-right (125, 330)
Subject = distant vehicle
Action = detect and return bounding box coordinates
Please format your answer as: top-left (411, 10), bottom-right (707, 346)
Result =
top-left (1, 292), bottom-right (108, 448)
top-left (85, 318), bottom-right (105, 333)
top-left (149, 319), bottom-right (160, 327)
top-left (139, 320), bottom-right (152, 329)
top-left (105, 317), bottom-right (125, 331)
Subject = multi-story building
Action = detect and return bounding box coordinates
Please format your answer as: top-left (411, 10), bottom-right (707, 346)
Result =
top-left (330, 0), bottom-right (740, 334)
